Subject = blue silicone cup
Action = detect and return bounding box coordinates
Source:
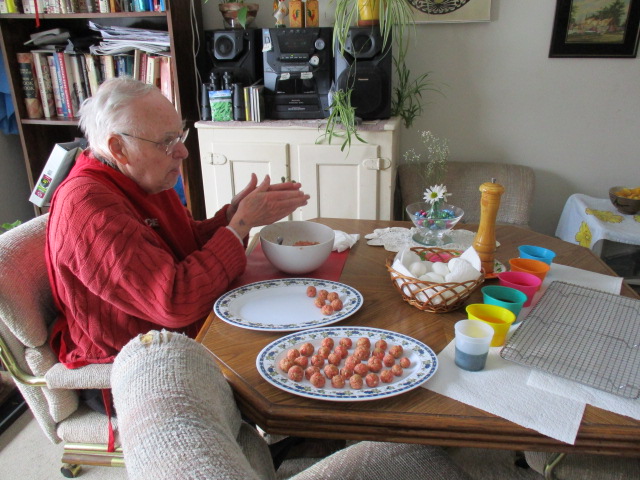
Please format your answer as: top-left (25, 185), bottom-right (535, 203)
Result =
top-left (481, 285), bottom-right (528, 322)
top-left (517, 245), bottom-right (556, 265)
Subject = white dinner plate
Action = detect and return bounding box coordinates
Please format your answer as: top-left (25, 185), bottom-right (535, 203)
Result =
top-left (256, 326), bottom-right (438, 401)
top-left (214, 278), bottom-right (363, 331)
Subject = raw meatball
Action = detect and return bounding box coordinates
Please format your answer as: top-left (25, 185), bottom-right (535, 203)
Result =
top-left (375, 339), bottom-right (388, 351)
top-left (331, 374), bottom-right (346, 388)
top-left (334, 345), bottom-right (349, 359)
top-left (305, 366), bottom-right (321, 380)
top-left (328, 352), bottom-right (342, 366)
top-left (382, 353), bottom-right (395, 367)
top-left (321, 304), bottom-right (334, 316)
top-left (279, 358), bottom-right (294, 372)
top-left (367, 356), bottom-right (382, 373)
top-left (380, 369), bottom-right (394, 383)
top-left (299, 342), bottom-right (315, 356)
top-left (399, 357), bottom-right (411, 368)
top-left (349, 374), bottom-right (364, 389)
top-left (321, 338), bottom-right (335, 349)
top-left (365, 372), bottom-right (380, 387)
top-left (330, 299), bottom-right (343, 311)
top-left (310, 355), bottom-right (325, 367)
top-left (389, 345), bottom-right (404, 359)
top-left (286, 348), bottom-right (300, 360)
top-left (294, 355), bottom-right (308, 368)
top-left (327, 291), bottom-right (340, 302)
top-left (306, 286), bottom-right (317, 297)
top-left (391, 364), bottom-right (403, 377)
top-left (287, 365), bottom-right (304, 382)
top-left (324, 364), bottom-right (339, 379)
top-left (309, 372), bottom-right (326, 388)
top-left (339, 337), bottom-right (353, 348)
top-left (353, 363), bottom-right (369, 376)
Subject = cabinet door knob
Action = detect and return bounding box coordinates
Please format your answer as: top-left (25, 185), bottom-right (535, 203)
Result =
top-left (209, 153), bottom-right (228, 165)
top-left (362, 158), bottom-right (390, 170)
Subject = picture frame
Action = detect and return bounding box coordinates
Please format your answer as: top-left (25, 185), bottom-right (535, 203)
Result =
top-left (549, 0), bottom-right (640, 57)
top-left (407, 0), bottom-right (491, 24)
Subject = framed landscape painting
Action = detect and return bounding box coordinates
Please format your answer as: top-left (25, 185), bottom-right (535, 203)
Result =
top-left (408, 0), bottom-right (491, 23)
top-left (550, 0), bottom-right (640, 57)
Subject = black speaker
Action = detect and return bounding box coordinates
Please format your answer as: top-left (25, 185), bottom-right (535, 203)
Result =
top-left (204, 29), bottom-right (263, 88)
top-left (334, 27), bottom-right (392, 120)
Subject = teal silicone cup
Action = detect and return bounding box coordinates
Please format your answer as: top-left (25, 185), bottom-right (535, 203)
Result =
top-left (481, 285), bottom-right (528, 322)
top-left (517, 245), bottom-right (556, 265)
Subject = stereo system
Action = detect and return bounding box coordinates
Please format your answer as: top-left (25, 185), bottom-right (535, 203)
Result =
top-left (201, 27), bottom-right (392, 121)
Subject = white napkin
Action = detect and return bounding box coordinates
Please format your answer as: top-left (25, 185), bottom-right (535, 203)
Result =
top-left (516, 263), bottom-right (623, 321)
top-left (333, 230), bottom-right (360, 252)
top-left (423, 341), bottom-right (586, 444)
top-left (527, 371), bottom-right (640, 422)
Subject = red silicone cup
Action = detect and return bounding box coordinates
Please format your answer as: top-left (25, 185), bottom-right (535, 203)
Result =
top-left (497, 271), bottom-right (542, 307)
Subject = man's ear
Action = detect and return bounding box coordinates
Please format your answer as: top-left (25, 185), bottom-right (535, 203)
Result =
top-left (108, 134), bottom-right (130, 166)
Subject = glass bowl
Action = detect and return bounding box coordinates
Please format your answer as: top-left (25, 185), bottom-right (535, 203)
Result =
top-left (406, 202), bottom-right (464, 246)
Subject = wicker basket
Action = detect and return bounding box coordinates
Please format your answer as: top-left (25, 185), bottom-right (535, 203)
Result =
top-left (386, 247), bottom-right (484, 313)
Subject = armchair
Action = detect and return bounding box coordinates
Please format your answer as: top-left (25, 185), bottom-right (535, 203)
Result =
top-left (0, 214), bottom-right (122, 478)
top-left (112, 329), bottom-right (474, 480)
top-left (397, 161), bottom-right (535, 227)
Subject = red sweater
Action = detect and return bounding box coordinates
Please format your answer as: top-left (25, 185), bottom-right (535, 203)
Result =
top-left (46, 151), bottom-right (247, 367)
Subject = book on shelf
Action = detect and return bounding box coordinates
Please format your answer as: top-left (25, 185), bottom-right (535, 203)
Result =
top-left (29, 139), bottom-right (86, 208)
top-left (145, 54), bottom-right (160, 88)
top-left (22, 0), bottom-right (45, 14)
top-left (99, 54), bottom-right (116, 81)
top-left (51, 51), bottom-right (74, 118)
top-left (243, 86), bottom-right (251, 121)
top-left (16, 52), bottom-right (44, 120)
top-left (62, 52), bottom-right (80, 116)
top-left (3, 0), bottom-right (22, 12)
top-left (46, 54), bottom-right (65, 117)
top-left (159, 56), bottom-right (172, 102)
top-left (84, 53), bottom-right (102, 96)
top-left (31, 50), bottom-right (56, 118)
top-left (69, 53), bottom-right (89, 108)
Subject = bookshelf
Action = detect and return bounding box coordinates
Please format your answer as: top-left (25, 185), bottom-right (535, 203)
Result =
top-left (0, 5), bottom-right (207, 220)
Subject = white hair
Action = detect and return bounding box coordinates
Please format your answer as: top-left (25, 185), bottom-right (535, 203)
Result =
top-left (78, 77), bottom-right (158, 160)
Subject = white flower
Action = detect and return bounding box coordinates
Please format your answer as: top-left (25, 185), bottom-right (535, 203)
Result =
top-left (423, 184), bottom-right (451, 205)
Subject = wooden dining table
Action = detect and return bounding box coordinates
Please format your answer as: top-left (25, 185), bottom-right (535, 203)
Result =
top-left (197, 218), bottom-right (640, 457)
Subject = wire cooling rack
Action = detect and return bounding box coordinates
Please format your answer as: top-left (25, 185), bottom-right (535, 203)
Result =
top-left (500, 281), bottom-right (640, 399)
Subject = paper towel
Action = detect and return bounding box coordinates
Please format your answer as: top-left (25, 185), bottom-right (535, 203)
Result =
top-left (423, 341), bottom-right (585, 444)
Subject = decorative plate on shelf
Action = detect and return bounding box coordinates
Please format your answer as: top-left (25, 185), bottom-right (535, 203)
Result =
top-left (256, 326), bottom-right (438, 401)
top-left (213, 278), bottom-right (363, 332)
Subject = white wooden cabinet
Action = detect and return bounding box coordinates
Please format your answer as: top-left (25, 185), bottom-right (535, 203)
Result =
top-left (195, 118), bottom-right (401, 221)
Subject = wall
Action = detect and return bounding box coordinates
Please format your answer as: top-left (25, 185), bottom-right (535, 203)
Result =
top-left (203, 0), bottom-right (640, 235)
top-left (0, 132), bottom-right (34, 225)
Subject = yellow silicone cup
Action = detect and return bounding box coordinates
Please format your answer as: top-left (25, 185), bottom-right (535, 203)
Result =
top-left (465, 304), bottom-right (516, 347)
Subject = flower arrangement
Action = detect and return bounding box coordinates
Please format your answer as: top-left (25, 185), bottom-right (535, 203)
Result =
top-left (402, 131), bottom-right (450, 188)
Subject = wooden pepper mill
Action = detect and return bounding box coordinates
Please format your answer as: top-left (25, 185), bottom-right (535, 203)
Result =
top-left (472, 179), bottom-right (504, 274)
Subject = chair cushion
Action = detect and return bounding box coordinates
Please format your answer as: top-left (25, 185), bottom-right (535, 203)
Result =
top-left (112, 330), bottom-right (267, 480)
top-left (525, 451), bottom-right (640, 480)
top-left (398, 162), bottom-right (535, 226)
top-left (288, 442), bottom-right (473, 480)
top-left (56, 404), bottom-right (120, 446)
top-left (0, 214), bottom-right (55, 348)
top-left (45, 363), bottom-right (112, 389)
top-left (25, 345), bottom-right (78, 422)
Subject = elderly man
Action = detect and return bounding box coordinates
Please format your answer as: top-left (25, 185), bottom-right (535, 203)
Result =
top-left (46, 78), bottom-right (309, 375)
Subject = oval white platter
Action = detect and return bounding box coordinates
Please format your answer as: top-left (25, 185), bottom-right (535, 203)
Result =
top-left (256, 326), bottom-right (438, 401)
top-left (214, 278), bottom-right (363, 331)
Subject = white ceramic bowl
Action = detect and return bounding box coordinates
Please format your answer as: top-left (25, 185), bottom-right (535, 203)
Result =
top-left (260, 221), bottom-right (335, 274)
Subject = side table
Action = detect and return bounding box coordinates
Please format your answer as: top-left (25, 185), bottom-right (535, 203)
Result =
top-left (556, 193), bottom-right (640, 285)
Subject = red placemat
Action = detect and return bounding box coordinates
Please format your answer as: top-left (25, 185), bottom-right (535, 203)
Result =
top-left (229, 242), bottom-right (350, 289)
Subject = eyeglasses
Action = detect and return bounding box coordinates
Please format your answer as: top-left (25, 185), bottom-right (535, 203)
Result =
top-left (119, 128), bottom-right (190, 156)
